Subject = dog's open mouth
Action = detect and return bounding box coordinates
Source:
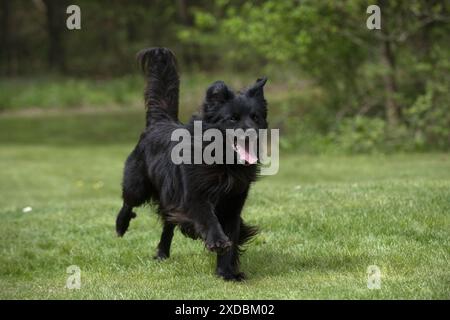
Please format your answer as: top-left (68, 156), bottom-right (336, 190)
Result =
top-left (232, 139), bottom-right (258, 165)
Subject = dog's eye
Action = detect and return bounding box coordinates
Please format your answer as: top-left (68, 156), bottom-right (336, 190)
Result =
top-left (251, 114), bottom-right (259, 122)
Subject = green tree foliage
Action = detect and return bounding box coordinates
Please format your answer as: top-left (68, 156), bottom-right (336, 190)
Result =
top-left (181, 0), bottom-right (450, 151)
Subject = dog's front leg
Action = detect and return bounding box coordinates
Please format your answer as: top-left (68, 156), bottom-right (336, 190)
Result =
top-left (189, 202), bottom-right (232, 254)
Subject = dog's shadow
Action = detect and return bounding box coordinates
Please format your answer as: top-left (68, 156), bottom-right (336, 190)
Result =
top-left (242, 246), bottom-right (368, 280)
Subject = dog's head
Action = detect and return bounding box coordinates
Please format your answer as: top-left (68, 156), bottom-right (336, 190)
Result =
top-left (201, 77), bottom-right (268, 165)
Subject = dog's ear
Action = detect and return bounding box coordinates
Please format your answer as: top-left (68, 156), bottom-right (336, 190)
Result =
top-left (206, 81), bottom-right (234, 105)
top-left (246, 77), bottom-right (267, 99)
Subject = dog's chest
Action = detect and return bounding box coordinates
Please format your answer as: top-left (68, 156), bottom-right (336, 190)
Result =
top-left (191, 165), bottom-right (255, 199)
top-left (218, 170), bottom-right (252, 196)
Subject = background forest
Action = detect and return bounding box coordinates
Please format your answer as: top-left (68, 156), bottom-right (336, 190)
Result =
top-left (1, 0), bottom-right (449, 153)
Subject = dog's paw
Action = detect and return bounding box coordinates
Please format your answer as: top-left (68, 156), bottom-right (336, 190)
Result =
top-left (115, 211), bottom-right (136, 237)
top-left (205, 234), bottom-right (232, 254)
top-left (153, 249), bottom-right (169, 261)
top-left (217, 270), bottom-right (246, 282)
top-left (153, 253), bottom-right (169, 261)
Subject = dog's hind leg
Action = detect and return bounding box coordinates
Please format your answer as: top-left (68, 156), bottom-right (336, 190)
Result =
top-left (116, 203), bottom-right (137, 237)
top-left (216, 215), bottom-right (243, 281)
top-left (154, 222), bottom-right (175, 260)
top-left (116, 146), bottom-right (150, 237)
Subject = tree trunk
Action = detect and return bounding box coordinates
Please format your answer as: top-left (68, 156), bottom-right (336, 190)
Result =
top-left (382, 39), bottom-right (400, 128)
top-left (177, 0), bottom-right (190, 25)
top-left (43, 0), bottom-right (66, 73)
top-left (378, 0), bottom-right (400, 128)
top-left (0, 0), bottom-right (12, 75)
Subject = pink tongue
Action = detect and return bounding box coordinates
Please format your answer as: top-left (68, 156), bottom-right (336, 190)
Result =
top-left (236, 144), bottom-right (258, 164)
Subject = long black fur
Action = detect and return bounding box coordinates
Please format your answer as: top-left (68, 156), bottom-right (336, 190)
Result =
top-left (116, 47), bottom-right (267, 281)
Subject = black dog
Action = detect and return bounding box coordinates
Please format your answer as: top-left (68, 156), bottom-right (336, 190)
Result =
top-left (115, 47), bottom-right (268, 281)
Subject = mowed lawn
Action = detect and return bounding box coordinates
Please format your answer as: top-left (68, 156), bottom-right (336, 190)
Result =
top-left (0, 111), bottom-right (449, 299)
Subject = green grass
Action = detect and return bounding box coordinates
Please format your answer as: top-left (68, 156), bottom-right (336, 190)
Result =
top-left (0, 76), bottom-right (142, 111)
top-left (0, 112), bottom-right (449, 299)
top-left (0, 74), bottom-right (308, 115)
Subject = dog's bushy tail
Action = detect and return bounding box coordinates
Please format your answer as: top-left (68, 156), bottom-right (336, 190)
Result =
top-left (137, 47), bottom-right (180, 125)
